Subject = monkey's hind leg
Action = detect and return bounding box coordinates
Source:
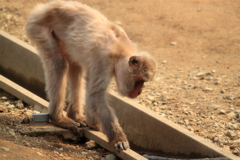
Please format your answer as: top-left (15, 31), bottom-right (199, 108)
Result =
top-left (66, 62), bottom-right (87, 127)
top-left (27, 25), bottom-right (82, 135)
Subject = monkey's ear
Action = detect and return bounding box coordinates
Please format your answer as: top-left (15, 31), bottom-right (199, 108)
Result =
top-left (129, 56), bottom-right (140, 67)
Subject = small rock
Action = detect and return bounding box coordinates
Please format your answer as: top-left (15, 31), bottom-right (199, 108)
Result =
top-left (224, 96), bottom-right (234, 100)
top-left (220, 89), bottom-right (225, 93)
top-left (196, 72), bottom-right (206, 77)
top-left (22, 35), bottom-right (29, 43)
top-left (203, 87), bottom-right (213, 92)
top-left (81, 151), bottom-right (88, 155)
top-left (21, 117), bottom-right (31, 124)
top-left (227, 112), bottom-right (236, 118)
top-left (105, 154), bottom-right (117, 160)
top-left (0, 147), bottom-right (10, 152)
top-left (152, 107), bottom-right (159, 112)
top-left (218, 109), bottom-right (226, 114)
top-left (147, 95), bottom-right (155, 100)
top-left (207, 105), bottom-right (220, 110)
top-left (214, 81), bottom-right (221, 85)
top-left (232, 139), bottom-right (240, 144)
top-left (170, 41), bottom-right (177, 46)
top-left (3, 101), bottom-right (10, 106)
top-left (213, 136), bottom-right (219, 142)
top-left (161, 60), bottom-right (167, 64)
top-left (211, 69), bottom-right (216, 73)
top-left (7, 105), bottom-right (14, 109)
top-left (5, 14), bottom-right (12, 21)
top-left (226, 131), bottom-right (236, 138)
top-left (206, 77), bottom-right (213, 81)
top-left (1, 96), bottom-right (7, 100)
top-left (37, 152), bottom-right (43, 156)
top-left (15, 100), bottom-right (24, 109)
top-left (86, 140), bottom-right (98, 149)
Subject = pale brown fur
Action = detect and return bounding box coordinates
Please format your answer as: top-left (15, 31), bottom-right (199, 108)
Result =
top-left (26, 0), bottom-right (156, 151)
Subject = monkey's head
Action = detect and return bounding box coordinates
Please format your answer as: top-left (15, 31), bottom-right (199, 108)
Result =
top-left (115, 51), bottom-right (157, 98)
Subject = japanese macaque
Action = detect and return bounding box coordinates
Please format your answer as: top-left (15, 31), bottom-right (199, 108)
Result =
top-left (26, 0), bottom-right (156, 151)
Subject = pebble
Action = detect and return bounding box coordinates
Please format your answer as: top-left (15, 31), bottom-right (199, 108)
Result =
top-left (203, 87), bottom-right (213, 92)
top-left (226, 131), bottom-right (236, 138)
top-left (211, 69), bottom-right (216, 73)
top-left (105, 154), bottom-right (117, 160)
top-left (227, 112), bottom-right (236, 119)
top-left (85, 140), bottom-right (98, 149)
top-left (220, 89), bottom-right (225, 93)
top-left (196, 72), bottom-right (206, 77)
top-left (218, 109), bottom-right (226, 114)
top-left (7, 105), bottom-right (14, 109)
top-left (170, 41), bottom-right (177, 45)
top-left (224, 96), bottom-right (234, 100)
top-left (0, 147), bottom-right (10, 152)
top-left (22, 35), bottom-right (29, 42)
top-left (5, 14), bottom-right (12, 21)
top-left (81, 151), bottom-right (88, 155)
top-left (1, 96), bottom-right (7, 100)
top-left (207, 105), bottom-right (220, 110)
top-left (15, 100), bottom-right (24, 109)
top-left (162, 60), bottom-right (167, 64)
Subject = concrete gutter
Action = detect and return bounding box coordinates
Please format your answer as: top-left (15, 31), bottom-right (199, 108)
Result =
top-left (0, 30), bottom-right (238, 159)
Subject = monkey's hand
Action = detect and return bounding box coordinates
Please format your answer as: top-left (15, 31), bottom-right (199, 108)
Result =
top-left (114, 141), bottom-right (130, 152)
top-left (109, 131), bottom-right (130, 152)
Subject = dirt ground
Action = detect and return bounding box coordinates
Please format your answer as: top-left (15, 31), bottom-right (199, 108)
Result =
top-left (0, 0), bottom-right (240, 159)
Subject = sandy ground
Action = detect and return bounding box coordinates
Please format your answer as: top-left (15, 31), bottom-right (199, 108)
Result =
top-left (0, 0), bottom-right (240, 158)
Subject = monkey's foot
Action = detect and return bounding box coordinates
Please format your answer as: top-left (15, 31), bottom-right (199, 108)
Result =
top-left (50, 117), bottom-right (82, 135)
top-left (75, 117), bottom-right (87, 127)
top-left (89, 124), bottom-right (101, 131)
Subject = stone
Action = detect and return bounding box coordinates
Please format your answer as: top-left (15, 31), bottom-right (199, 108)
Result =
top-left (224, 96), bottom-right (234, 100)
top-left (227, 112), bottom-right (236, 119)
top-left (161, 60), bottom-right (167, 64)
top-left (21, 117), bottom-right (31, 124)
top-left (220, 89), bottom-right (225, 93)
top-left (207, 105), bottom-right (220, 110)
top-left (226, 131), bottom-right (236, 138)
top-left (81, 151), bottom-right (88, 155)
top-left (105, 154), bottom-right (117, 160)
top-left (218, 109), bottom-right (226, 114)
top-left (5, 14), bottom-right (12, 21)
top-left (86, 140), bottom-right (98, 149)
top-left (196, 72), bottom-right (206, 77)
top-left (170, 41), bottom-right (177, 45)
top-left (0, 147), bottom-right (10, 151)
top-left (211, 69), bottom-right (216, 73)
top-left (15, 100), bottom-right (24, 109)
top-left (203, 87), bottom-right (213, 92)
top-left (1, 96), bottom-right (7, 100)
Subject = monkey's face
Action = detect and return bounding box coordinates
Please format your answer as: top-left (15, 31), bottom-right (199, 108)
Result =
top-left (115, 53), bottom-right (156, 99)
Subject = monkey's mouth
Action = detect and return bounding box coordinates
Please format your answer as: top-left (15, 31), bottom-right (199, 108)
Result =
top-left (128, 79), bottom-right (145, 98)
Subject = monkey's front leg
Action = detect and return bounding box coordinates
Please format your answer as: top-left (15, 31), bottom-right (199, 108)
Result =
top-left (86, 94), bottom-right (129, 151)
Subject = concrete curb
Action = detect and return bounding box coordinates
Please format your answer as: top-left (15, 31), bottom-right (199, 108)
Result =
top-left (0, 30), bottom-right (238, 159)
top-left (0, 75), bottom-right (147, 160)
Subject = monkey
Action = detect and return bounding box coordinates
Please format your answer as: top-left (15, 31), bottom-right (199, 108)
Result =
top-left (26, 0), bottom-right (156, 152)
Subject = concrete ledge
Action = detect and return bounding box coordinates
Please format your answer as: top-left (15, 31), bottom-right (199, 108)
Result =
top-left (0, 30), bottom-right (238, 159)
top-left (0, 75), bottom-right (147, 160)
